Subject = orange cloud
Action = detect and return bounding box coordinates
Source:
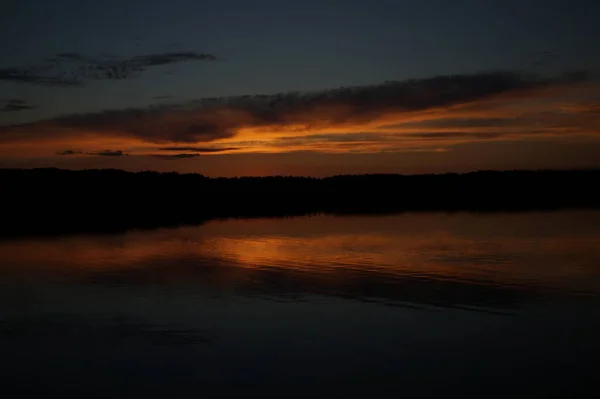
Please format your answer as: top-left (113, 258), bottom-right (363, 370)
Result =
top-left (0, 70), bottom-right (597, 158)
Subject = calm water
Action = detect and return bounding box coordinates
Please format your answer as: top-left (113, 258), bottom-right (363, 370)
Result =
top-left (2, 211), bottom-right (600, 397)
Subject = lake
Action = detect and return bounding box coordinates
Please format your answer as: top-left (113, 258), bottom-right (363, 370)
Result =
top-left (2, 211), bottom-right (600, 397)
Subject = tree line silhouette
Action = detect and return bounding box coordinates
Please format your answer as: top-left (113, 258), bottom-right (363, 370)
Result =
top-left (2, 168), bottom-right (599, 237)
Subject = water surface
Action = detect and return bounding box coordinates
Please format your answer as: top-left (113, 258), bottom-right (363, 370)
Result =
top-left (2, 211), bottom-right (600, 397)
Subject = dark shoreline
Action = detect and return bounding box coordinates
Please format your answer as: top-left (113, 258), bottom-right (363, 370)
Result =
top-left (2, 167), bottom-right (600, 238)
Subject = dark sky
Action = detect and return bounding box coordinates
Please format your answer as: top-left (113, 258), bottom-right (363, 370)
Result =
top-left (1, 0), bottom-right (599, 176)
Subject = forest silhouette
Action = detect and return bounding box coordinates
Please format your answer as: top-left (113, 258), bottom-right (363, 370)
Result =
top-left (2, 168), bottom-right (599, 237)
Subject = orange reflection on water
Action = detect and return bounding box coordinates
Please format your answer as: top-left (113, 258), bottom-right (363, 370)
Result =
top-left (2, 211), bottom-right (600, 295)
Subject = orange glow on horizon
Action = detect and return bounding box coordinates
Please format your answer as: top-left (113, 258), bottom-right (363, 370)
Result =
top-left (0, 83), bottom-right (598, 159)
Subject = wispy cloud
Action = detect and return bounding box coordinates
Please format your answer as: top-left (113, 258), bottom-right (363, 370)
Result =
top-left (0, 69), bottom-right (597, 156)
top-left (158, 147), bottom-right (239, 153)
top-left (0, 51), bottom-right (217, 87)
top-left (88, 150), bottom-right (127, 157)
top-left (152, 153), bottom-right (201, 159)
top-left (1, 99), bottom-right (39, 112)
top-left (57, 147), bottom-right (234, 159)
top-left (56, 149), bottom-right (83, 155)
top-left (58, 149), bottom-right (129, 157)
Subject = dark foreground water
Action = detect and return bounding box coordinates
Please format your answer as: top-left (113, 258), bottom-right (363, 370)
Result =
top-left (2, 211), bottom-right (600, 397)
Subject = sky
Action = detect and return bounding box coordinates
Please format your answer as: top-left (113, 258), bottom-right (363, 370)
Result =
top-left (1, 0), bottom-right (599, 176)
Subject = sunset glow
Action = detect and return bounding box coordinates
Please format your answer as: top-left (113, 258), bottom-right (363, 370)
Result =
top-left (1, 80), bottom-right (598, 168)
top-left (1, 1), bottom-right (599, 176)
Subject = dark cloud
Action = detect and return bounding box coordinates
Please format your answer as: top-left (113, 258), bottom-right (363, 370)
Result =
top-left (154, 95), bottom-right (174, 100)
top-left (0, 66), bottom-right (83, 87)
top-left (0, 70), bottom-right (592, 145)
top-left (1, 99), bottom-right (39, 112)
top-left (47, 53), bottom-right (87, 62)
top-left (152, 153), bottom-right (201, 159)
top-left (57, 149), bottom-right (128, 157)
top-left (58, 148), bottom-right (233, 159)
top-left (57, 149), bottom-right (83, 155)
top-left (132, 52), bottom-right (216, 66)
top-left (0, 51), bottom-right (217, 87)
top-left (88, 150), bottom-right (127, 157)
top-left (398, 109), bottom-right (600, 133)
top-left (398, 117), bottom-right (514, 129)
top-left (158, 147), bottom-right (239, 153)
top-left (31, 106), bottom-right (239, 142)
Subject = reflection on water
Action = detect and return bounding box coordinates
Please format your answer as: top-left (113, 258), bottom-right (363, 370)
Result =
top-left (1, 211), bottom-right (600, 397)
